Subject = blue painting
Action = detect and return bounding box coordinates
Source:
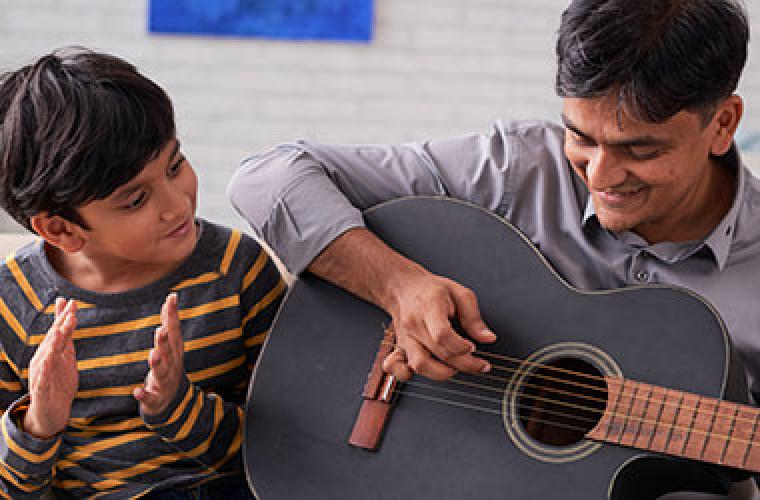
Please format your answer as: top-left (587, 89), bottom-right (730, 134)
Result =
top-left (149, 0), bottom-right (373, 42)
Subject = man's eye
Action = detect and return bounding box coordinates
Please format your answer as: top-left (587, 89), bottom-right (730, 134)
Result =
top-left (628, 146), bottom-right (661, 160)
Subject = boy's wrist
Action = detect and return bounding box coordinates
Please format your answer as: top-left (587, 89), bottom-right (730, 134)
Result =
top-left (22, 403), bottom-right (65, 440)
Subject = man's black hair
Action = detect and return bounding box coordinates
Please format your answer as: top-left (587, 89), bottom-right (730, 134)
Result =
top-left (0, 47), bottom-right (175, 231)
top-left (556, 0), bottom-right (749, 125)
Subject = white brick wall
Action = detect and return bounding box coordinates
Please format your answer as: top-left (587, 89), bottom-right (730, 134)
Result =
top-left (1, 0), bottom-right (759, 231)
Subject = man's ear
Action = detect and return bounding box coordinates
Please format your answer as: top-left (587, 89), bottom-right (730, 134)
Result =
top-left (709, 94), bottom-right (743, 156)
top-left (29, 213), bottom-right (85, 253)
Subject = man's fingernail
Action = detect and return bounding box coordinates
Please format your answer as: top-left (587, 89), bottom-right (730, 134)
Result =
top-left (481, 362), bottom-right (491, 373)
top-left (482, 329), bottom-right (497, 341)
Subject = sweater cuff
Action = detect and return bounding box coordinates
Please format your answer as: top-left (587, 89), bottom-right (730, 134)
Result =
top-left (141, 376), bottom-right (193, 430)
top-left (0, 395), bottom-right (61, 476)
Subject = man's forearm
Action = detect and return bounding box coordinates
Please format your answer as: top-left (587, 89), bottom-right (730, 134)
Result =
top-left (307, 227), bottom-right (427, 316)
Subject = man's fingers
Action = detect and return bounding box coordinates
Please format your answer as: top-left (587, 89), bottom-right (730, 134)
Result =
top-left (382, 348), bottom-right (413, 381)
top-left (449, 283), bottom-right (497, 344)
top-left (422, 312), bottom-right (474, 358)
top-left (397, 336), bottom-right (457, 381)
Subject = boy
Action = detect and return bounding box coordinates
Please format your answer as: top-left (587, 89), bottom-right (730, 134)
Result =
top-left (0, 48), bottom-right (285, 498)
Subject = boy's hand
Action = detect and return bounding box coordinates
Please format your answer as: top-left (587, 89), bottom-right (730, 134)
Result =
top-left (24, 298), bottom-right (78, 439)
top-left (134, 293), bottom-right (185, 416)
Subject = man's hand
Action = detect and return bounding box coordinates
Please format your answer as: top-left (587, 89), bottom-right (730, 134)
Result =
top-left (309, 227), bottom-right (496, 382)
top-left (24, 298), bottom-right (78, 439)
top-left (381, 271), bottom-right (497, 381)
top-left (134, 293), bottom-right (185, 415)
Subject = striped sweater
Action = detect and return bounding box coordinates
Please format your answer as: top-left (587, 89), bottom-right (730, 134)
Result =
top-left (0, 219), bottom-right (285, 498)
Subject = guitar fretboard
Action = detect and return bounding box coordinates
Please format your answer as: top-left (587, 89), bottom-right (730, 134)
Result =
top-left (586, 377), bottom-right (760, 473)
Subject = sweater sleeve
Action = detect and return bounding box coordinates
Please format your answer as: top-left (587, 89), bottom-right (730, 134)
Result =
top-left (139, 239), bottom-right (285, 476)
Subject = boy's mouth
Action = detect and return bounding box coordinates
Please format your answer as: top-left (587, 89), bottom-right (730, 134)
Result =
top-left (166, 217), bottom-right (193, 238)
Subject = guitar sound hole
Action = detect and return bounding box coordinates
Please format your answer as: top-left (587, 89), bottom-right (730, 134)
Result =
top-left (516, 357), bottom-right (607, 447)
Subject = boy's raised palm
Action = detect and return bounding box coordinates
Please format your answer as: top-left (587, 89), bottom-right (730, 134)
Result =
top-left (24, 298), bottom-right (79, 439)
top-left (134, 293), bottom-right (185, 415)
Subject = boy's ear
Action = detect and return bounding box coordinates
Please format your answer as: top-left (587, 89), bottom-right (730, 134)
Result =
top-left (709, 94), bottom-right (743, 156)
top-left (29, 213), bottom-right (86, 253)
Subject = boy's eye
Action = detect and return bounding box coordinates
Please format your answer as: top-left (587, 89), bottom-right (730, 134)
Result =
top-left (168, 156), bottom-right (185, 177)
top-left (126, 192), bottom-right (147, 209)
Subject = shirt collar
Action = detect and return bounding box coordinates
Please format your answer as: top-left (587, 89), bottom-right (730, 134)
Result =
top-left (580, 144), bottom-right (745, 270)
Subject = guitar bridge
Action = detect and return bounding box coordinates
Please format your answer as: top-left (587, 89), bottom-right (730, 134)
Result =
top-left (348, 327), bottom-right (399, 451)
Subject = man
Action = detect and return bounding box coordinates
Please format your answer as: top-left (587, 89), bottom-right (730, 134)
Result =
top-left (229, 0), bottom-right (757, 497)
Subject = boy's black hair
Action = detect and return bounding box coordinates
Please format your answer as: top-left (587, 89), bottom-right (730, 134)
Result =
top-left (0, 47), bottom-right (175, 231)
top-left (556, 0), bottom-right (749, 126)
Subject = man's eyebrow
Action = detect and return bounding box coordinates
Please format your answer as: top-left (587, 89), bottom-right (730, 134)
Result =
top-left (560, 113), bottom-right (672, 148)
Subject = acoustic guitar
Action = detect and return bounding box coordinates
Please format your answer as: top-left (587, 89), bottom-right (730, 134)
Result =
top-left (244, 196), bottom-right (757, 499)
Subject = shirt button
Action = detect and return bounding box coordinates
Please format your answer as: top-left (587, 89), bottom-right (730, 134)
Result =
top-left (635, 270), bottom-right (649, 282)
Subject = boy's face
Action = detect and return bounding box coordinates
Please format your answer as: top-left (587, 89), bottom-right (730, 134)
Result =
top-left (74, 138), bottom-right (198, 269)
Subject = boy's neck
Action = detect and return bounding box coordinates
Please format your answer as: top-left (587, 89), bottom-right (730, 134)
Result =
top-left (44, 244), bottom-right (186, 293)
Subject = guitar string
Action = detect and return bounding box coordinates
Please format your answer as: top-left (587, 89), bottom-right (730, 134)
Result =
top-left (399, 380), bottom-right (760, 454)
top-left (377, 345), bottom-right (760, 449)
top-left (379, 339), bottom-right (760, 430)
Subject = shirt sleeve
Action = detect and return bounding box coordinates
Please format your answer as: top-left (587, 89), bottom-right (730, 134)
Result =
top-left (227, 121), bottom-right (519, 275)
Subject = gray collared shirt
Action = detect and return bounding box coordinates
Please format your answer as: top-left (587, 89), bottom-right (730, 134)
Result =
top-left (228, 119), bottom-right (760, 407)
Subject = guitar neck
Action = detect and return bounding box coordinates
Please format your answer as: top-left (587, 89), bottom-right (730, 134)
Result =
top-left (586, 377), bottom-right (760, 473)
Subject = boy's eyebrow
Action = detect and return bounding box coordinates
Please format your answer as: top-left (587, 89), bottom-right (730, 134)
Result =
top-left (111, 139), bottom-right (181, 202)
top-left (560, 113), bottom-right (672, 148)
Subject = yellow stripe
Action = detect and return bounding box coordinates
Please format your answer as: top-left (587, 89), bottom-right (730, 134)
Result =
top-left (60, 431), bottom-right (152, 466)
top-left (28, 295), bottom-right (240, 345)
top-left (0, 298), bottom-right (27, 343)
top-left (172, 272), bottom-right (220, 291)
top-left (0, 380), bottom-right (22, 391)
top-left (77, 349), bottom-right (149, 372)
top-left (185, 328), bottom-right (242, 351)
top-left (68, 417), bottom-right (144, 433)
top-left (219, 231), bottom-right (241, 275)
top-left (188, 355), bottom-right (246, 383)
top-left (1, 416), bottom-right (60, 464)
top-left (54, 479), bottom-right (86, 489)
top-left (169, 391), bottom-right (204, 442)
top-left (0, 484), bottom-right (13, 499)
top-left (242, 249), bottom-right (268, 291)
top-left (244, 330), bottom-right (269, 348)
top-left (243, 280), bottom-right (286, 326)
top-left (43, 300), bottom-right (95, 315)
top-left (5, 254), bottom-right (43, 311)
top-left (75, 385), bottom-right (140, 399)
top-left (0, 351), bottom-right (20, 379)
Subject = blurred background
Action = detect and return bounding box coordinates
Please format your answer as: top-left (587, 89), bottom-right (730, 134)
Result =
top-left (1, 0), bottom-right (759, 239)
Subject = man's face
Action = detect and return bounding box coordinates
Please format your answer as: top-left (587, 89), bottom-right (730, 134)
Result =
top-left (562, 95), bottom-right (733, 243)
top-left (74, 138), bottom-right (199, 271)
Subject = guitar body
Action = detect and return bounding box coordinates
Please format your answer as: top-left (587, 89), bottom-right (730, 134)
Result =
top-left (244, 197), bottom-right (748, 499)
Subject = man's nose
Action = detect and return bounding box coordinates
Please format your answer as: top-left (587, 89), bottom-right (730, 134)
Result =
top-left (585, 148), bottom-right (626, 189)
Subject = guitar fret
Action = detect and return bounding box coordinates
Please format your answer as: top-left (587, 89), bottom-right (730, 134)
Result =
top-left (634, 384), bottom-right (660, 449)
top-left (681, 397), bottom-right (707, 459)
top-left (603, 378), bottom-right (628, 443)
top-left (719, 404), bottom-right (740, 465)
top-left (662, 393), bottom-right (684, 455)
top-left (697, 398), bottom-right (721, 463)
top-left (724, 406), bottom-right (755, 469)
top-left (651, 389), bottom-right (680, 452)
top-left (642, 386), bottom-right (667, 450)
top-left (742, 409), bottom-right (760, 472)
top-left (619, 383), bottom-right (644, 447)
